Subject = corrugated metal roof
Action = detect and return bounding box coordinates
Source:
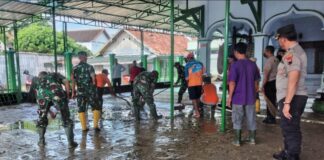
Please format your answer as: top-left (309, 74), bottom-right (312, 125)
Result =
top-left (0, 1), bottom-right (49, 26)
top-left (0, 0), bottom-right (197, 34)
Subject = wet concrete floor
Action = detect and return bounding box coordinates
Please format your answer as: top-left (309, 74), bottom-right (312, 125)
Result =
top-left (0, 92), bottom-right (324, 160)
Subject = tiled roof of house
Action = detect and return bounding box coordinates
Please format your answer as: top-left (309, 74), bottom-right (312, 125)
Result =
top-left (67, 29), bottom-right (110, 42)
top-left (126, 30), bottom-right (190, 55)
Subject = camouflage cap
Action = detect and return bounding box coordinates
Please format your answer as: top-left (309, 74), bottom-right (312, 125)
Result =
top-left (78, 51), bottom-right (87, 56)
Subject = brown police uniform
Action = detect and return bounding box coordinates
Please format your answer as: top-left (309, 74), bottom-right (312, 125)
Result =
top-left (263, 55), bottom-right (279, 122)
top-left (276, 27), bottom-right (308, 158)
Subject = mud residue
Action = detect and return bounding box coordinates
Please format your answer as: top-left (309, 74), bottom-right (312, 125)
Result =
top-left (0, 94), bottom-right (324, 160)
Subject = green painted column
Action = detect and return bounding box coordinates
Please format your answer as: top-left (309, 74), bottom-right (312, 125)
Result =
top-left (142, 55), bottom-right (148, 70)
top-left (13, 22), bottom-right (21, 101)
top-left (220, 0), bottom-right (231, 133)
top-left (153, 57), bottom-right (161, 81)
top-left (7, 49), bottom-right (17, 92)
top-left (178, 56), bottom-right (184, 65)
top-left (109, 54), bottom-right (115, 80)
top-left (169, 0), bottom-right (175, 119)
top-left (64, 52), bottom-right (72, 81)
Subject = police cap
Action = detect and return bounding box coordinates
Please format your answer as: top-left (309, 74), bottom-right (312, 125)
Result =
top-left (275, 24), bottom-right (297, 39)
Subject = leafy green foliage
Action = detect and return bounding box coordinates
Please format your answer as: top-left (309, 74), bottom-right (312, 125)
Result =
top-left (17, 23), bottom-right (91, 55)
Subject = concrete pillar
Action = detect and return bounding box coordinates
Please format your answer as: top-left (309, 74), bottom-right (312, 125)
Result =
top-left (253, 33), bottom-right (267, 71)
top-left (197, 38), bottom-right (211, 73)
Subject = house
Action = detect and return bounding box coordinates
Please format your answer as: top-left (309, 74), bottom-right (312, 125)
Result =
top-left (87, 29), bottom-right (193, 83)
top-left (67, 29), bottom-right (110, 55)
top-left (101, 29), bottom-right (191, 56)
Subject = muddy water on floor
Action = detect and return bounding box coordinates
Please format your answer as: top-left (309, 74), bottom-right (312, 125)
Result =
top-left (0, 102), bottom-right (231, 160)
top-left (1, 94), bottom-right (324, 160)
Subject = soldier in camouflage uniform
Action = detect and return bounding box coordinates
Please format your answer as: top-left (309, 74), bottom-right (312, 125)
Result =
top-left (71, 51), bottom-right (101, 132)
top-left (174, 62), bottom-right (187, 104)
top-left (34, 71), bottom-right (78, 148)
top-left (132, 71), bottom-right (162, 121)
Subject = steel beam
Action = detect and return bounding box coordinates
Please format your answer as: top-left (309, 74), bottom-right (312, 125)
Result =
top-left (0, 9), bottom-right (34, 16)
top-left (243, 0), bottom-right (262, 31)
top-left (57, 5), bottom-right (189, 29)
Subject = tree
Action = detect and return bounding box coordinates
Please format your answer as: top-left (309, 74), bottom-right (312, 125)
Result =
top-left (17, 23), bottom-right (91, 55)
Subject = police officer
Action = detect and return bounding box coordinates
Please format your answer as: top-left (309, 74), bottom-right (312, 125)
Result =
top-left (174, 62), bottom-right (187, 104)
top-left (34, 71), bottom-right (78, 148)
top-left (132, 70), bottom-right (162, 121)
top-left (273, 24), bottom-right (308, 160)
top-left (71, 51), bottom-right (101, 132)
top-left (261, 45), bottom-right (279, 124)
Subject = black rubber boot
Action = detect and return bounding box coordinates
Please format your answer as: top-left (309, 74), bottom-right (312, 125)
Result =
top-left (149, 105), bottom-right (162, 121)
top-left (247, 130), bottom-right (256, 145)
top-left (64, 125), bottom-right (78, 149)
top-left (177, 93), bottom-right (183, 104)
top-left (273, 150), bottom-right (288, 160)
top-left (287, 154), bottom-right (300, 160)
top-left (38, 127), bottom-right (46, 147)
top-left (211, 105), bottom-right (216, 119)
top-left (134, 106), bottom-right (141, 121)
top-left (232, 130), bottom-right (241, 147)
top-left (151, 111), bottom-right (163, 121)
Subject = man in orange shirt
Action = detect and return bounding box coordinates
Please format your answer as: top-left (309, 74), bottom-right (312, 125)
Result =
top-left (200, 74), bottom-right (219, 118)
top-left (184, 53), bottom-right (205, 118)
top-left (96, 69), bottom-right (115, 109)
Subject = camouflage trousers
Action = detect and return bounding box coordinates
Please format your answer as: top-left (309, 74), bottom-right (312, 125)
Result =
top-left (132, 84), bottom-right (158, 120)
top-left (177, 83), bottom-right (187, 103)
top-left (77, 87), bottom-right (100, 112)
top-left (36, 97), bottom-right (73, 129)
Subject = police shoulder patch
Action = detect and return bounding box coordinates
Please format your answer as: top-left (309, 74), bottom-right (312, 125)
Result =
top-left (283, 51), bottom-right (293, 64)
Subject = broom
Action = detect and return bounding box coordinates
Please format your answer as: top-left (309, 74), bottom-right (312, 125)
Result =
top-left (261, 93), bottom-right (278, 117)
top-left (115, 96), bottom-right (132, 109)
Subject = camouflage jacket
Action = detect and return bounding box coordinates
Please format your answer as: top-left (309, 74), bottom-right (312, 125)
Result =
top-left (72, 61), bottom-right (96, 95)
top-left (133, 71), bottom-right (157, 94)
top-left (35, 73), bottom-right (67, 100)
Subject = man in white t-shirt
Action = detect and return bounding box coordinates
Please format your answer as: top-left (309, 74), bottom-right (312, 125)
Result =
top-left (112, 59), bottom-right (126, 90)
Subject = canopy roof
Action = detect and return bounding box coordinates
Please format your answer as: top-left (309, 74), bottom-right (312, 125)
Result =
top-left (0, 0), bottom-right (198, 34)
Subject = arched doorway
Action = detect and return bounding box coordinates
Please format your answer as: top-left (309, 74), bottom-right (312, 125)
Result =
top-left (204, 16), bottom-right (256, 76)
